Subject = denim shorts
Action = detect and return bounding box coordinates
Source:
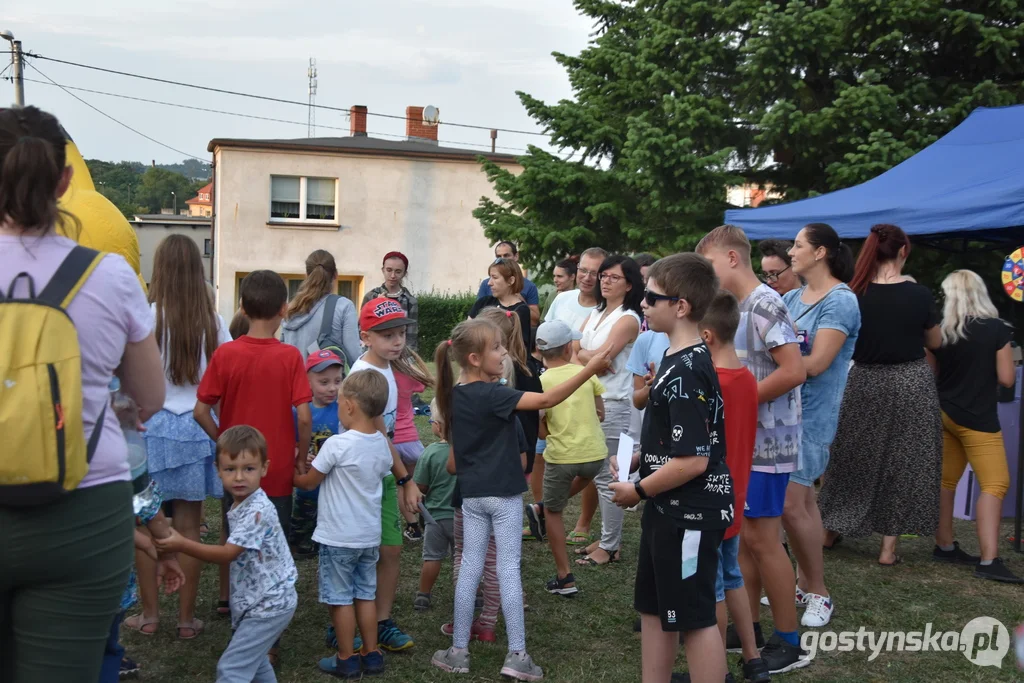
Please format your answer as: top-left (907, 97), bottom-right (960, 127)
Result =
top-left (318, 544), bottom-right (379, 605)
top-left (535, 438), bottom-right (546, 456)
top-left (715, 535), bottom-right (744, 602)
top-left (791, 436), bottom-right (830, 487)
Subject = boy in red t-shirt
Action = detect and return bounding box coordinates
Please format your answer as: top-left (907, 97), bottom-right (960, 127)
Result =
top-left (699, 291), bottom-right (769, 682)
top-left (195, 270), bottom-right (313, 537)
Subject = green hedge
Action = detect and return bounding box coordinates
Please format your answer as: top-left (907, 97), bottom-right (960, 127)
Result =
top-left (417, 290), bottom-right (476, 355)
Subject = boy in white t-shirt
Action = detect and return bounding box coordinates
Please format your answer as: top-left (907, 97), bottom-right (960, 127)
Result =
top-left (294, 370), bottom-right (395, 678)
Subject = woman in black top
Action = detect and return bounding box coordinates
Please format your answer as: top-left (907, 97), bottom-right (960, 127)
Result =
top-left (931, 270), bottom-right (1021, 583)
top-left (469, 258), bottom-right (532, 351)
top-left (819, 224), bottom-right (942, 566)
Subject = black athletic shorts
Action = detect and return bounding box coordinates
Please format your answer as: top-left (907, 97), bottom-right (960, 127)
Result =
top-left (633, 502), bottom-right (723, 632)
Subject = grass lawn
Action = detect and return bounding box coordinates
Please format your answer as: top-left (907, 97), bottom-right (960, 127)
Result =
top-left (125, 396), bottom-right (1024, 682)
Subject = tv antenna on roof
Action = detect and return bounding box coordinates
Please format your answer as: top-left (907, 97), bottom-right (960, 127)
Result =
top-left (422, 105), bottom-right (440, 127)
top-left (307, 58), bottom-right (318, 137)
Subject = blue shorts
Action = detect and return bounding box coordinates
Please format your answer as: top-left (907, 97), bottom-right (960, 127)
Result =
top-left (536, 438), bottom-right (546, 456)
top-left (743, 472), bottom-right (790, 518)
top-left (715, 535), bottom-right (744, 602)
top-left (318, 545), bottom-right (379, 605)
top-left (791, 436), bottom-right (829, 487)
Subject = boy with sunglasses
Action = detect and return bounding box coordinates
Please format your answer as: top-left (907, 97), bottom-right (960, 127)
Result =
top-left (610, 253), bottom-right (734, 683)
top-left (413, 399), bottom-right (456, 611)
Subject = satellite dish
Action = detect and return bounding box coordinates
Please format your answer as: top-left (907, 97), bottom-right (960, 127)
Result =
top-left (422, 105), bottom-right (440, 127)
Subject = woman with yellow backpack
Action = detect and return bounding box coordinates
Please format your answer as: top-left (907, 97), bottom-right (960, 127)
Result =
top-left (0, 106), bottom-right (168, 683)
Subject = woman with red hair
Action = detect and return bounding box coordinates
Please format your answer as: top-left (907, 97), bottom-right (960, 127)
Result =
top-left (363, 251), bottom-right (420, 352)
top-left (818, 224), bottom-right (943, 566)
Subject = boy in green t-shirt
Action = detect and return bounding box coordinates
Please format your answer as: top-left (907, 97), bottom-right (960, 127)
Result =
top-left (413, 398), bottom-right (456, 611)
top-left (534, 320), bottom-right (607, 598)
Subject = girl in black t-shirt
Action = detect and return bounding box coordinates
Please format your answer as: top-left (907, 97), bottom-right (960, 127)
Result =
top-left (931, 269), bottom-right (1021, 583)
top-left (430, 319), bottom-right (609, 679)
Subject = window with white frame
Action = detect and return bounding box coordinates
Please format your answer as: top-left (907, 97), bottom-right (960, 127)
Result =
top-left (270, 175), bottom-right (337, 222)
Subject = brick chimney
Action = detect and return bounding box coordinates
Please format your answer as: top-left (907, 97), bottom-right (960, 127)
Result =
top-left (406, 106), bottom-right (438, 144)
top-left (350, 105), bottom-right (367, 137)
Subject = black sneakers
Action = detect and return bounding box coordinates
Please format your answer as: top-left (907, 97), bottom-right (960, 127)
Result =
top-left (742, 657), bottom-right (771, 682)
top-left (759, 633), bottom-right (810, 674)
top-left (974, 558), bottom-right (1024, 584)
top-left (725, 623), bottom-right (765, 653)
top-left (545, 573), bottom-right (579, 596)
top-left (932, 541), bottom-right (980, 565)
top-left (670, 673), bottom-right (737, 683)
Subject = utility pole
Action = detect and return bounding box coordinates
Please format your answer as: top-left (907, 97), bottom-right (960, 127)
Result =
top-left (1, 31), bottom-right (24, 106)
top-left (171, 191), bottom-right (177, 215)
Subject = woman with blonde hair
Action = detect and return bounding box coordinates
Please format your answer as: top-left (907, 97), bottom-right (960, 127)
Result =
top-left (128, 234), bottom-right (231, 639)
top-left (932, 270), bottom-right (1021, 583)
top-left (281, 249), bottom-right (361, 366)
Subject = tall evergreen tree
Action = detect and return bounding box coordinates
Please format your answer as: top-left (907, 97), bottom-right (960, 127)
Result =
top-left (475, 0), bottom-right (1024, 270)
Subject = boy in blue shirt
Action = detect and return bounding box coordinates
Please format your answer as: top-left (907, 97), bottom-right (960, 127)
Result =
top-left (291, 349), bottom-right (345, 558)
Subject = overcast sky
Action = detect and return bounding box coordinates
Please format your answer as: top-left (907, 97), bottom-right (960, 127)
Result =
top-left (1, 0), bottom-right (593, 163)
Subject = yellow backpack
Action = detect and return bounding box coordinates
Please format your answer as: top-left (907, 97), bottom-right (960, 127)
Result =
top-left (0, 246), bottom-right (107, 506)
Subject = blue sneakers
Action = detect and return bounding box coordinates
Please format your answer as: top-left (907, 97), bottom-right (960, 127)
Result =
top-left (325, 620), bottom-right (412, 654)
top-left (377, 619), bottom-right (414, 652)
top-left (361, 649), bottom-right (385, 676)
top-left (318, 654), bottom-right (362, 679)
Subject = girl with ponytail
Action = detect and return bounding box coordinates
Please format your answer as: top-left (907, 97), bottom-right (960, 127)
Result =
top-left (281, 249), bottom-right (361, 367)
top-left (430, 319), bottom-right (609, 678)
top-left (819, 223), bottom-right (943, 568)
top-left (778, 223), bottom-right (861, 626)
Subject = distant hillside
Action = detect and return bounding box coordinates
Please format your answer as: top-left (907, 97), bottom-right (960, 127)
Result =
top-left (86, 158), bottom-right (210, 218)
top-left (157, 158), bottom-right (211, 180)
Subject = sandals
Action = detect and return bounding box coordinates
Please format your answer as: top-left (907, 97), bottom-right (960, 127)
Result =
top-left (575, 549), bottom-right (620, 567)
top-left (177, 619), bottom-right (204, 640)
top-left (567, 532), bottom-right (590, 546)
top-left (123, 614), bottom-right (159, 636)
top-left (823, 534), bottom-right (843, 551)
top-left (215, 600), bottom-right (231, 618)
top-left (878, 555), bottom-right (903, 567)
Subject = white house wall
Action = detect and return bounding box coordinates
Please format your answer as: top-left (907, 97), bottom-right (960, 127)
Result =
top-left (211, 146), bottom-right (520, 321)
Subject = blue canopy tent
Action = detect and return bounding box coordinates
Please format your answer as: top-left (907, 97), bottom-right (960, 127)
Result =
top-left (726, 104), bottom-right (1024, 553)
top-left (724, 105), bottom-right (1024, 243)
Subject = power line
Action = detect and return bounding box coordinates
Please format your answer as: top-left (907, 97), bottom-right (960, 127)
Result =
top-left (25, 61), bottom-right (207, 161)
top-left (12, 76), bottom-right (529, 153)
top-left (23, 51), bottom-right (550, 138)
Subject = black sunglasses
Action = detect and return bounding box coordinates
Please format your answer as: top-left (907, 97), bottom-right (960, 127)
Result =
top-left (644, 291), bottom-right (680, 307)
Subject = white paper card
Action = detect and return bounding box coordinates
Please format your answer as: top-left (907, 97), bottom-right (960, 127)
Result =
top-left (616, 432), bottom-right (634, 483)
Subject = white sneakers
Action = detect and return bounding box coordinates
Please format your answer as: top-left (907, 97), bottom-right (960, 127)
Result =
top-left (759, 586), bottom-right (833, 628)
top-left (759, 585), bottom-right (807, 607)
top-left (801, 593), bottom-right (834, 628)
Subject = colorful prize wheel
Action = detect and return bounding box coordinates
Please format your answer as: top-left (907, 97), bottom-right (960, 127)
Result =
top-left (1001, 247), bottom-right (1024, 302)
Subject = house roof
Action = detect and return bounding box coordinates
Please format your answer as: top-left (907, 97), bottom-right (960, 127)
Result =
top-left (207, 135), bottom-right (521, 164)
top-left (186, 182), bottom-right (213, 205)
top-left (132, 214), bottom-right (212, 226)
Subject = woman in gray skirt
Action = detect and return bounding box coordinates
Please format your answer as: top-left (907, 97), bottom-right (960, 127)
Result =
top-left (818, 224), bottom-right (942, 566)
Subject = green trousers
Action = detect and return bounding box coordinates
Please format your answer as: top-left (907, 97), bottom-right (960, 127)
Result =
top-left (0, 481), bottom-right (134, 683)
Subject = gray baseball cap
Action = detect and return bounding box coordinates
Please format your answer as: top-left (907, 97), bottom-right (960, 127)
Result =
top-left (535, 320), bottom-right (582, 351)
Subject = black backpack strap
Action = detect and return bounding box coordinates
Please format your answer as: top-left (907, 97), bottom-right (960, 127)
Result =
top-left (318, 294), bottom-right (339, 348)
top-left (86, 403), bottom-right (107, 463)
top-left (38, 246), bottom-right (105, 309)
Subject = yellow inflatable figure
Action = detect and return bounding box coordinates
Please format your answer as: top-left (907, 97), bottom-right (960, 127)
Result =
top-left (57, 134), bottom-right (147, 293)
